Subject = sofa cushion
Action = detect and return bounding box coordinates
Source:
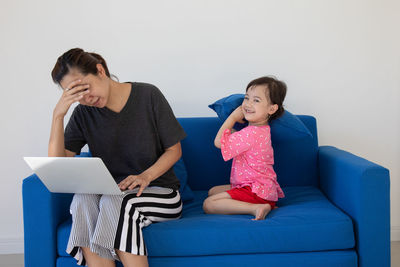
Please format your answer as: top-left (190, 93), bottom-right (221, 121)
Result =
top-left (57, 186), bottom-right (354, 257)
top-left (208, 94), bottom-right (247, 131)
top-left (173, 158), bottom-right (194, 202)
top-left (208, 94), bottom-right (312, 139)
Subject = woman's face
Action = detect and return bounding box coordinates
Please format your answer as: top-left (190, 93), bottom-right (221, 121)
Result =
top-left (59, 66), bottom-right (110, 108)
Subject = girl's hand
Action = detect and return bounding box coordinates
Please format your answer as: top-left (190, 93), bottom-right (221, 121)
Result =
top-left (118, 174), bottom-right (151, 197)
top-left (229, 106), bottom-right (245, 123)
top-left (53, 80), bottom-right (90, 119)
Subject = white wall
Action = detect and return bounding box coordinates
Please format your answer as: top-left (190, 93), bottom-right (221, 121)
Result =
top-left (0, 0), bottom-right (399, 253)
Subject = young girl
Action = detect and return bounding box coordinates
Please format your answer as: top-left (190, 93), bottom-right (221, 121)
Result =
top-left (203, 76), bottom-right (286, 220)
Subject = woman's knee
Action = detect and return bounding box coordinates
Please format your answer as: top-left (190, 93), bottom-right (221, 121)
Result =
top-left (71, 194), bottom-right (100, 214)
top-left (99, 195), bottom-right (123, 210)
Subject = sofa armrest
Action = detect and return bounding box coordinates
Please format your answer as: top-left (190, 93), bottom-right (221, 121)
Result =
top-left (318, 146), bottom-right (390, 267)
top-left (23, 174), bottom-right (73, 267)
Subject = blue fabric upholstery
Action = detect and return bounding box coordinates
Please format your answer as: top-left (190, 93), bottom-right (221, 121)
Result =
top-left (208, 94), bottom-right (244, 121)
top-left (319, 146), bottom-right (391, 267)
top-left (57, 187), bottom-right (354, 257)
top-left (177, 118), bottom-right (231, 190)
top-left (22, 116), bottom-right (390, 267)
top-left (22, 175), bottom-right (73, 267)
top-left (270, 110), bottom-right (312, 140)
top-left (208, 93), bottom-right (247, 130)
top-left (173, 158), bottom-right (194, 202)
top-left (178, 116), bottom-right (319, 189)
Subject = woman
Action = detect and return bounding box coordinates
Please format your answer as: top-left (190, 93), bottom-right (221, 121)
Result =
top-left (49, 48), bottom-right (186, 267)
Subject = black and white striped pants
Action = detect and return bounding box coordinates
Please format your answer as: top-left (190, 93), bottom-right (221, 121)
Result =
top-left (67, 187), bottom-right (182, 266)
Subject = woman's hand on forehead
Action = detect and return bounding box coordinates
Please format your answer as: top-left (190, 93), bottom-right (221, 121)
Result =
top-left (64, 79), bottom-right (90, 93)
top-left (53, 79), bottom-right (90, 119)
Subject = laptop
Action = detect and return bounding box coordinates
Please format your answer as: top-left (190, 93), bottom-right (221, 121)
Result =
top-left (24, 157), bottom-right (127, 195)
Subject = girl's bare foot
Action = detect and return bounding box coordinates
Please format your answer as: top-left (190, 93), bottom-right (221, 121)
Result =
top-left (252, 204), bottom-right (272, 220)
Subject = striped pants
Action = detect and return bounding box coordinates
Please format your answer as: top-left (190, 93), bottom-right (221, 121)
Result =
top-left (67, 187), bottom-right (182, 266)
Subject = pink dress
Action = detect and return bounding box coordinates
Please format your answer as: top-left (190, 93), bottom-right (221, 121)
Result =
top-left (220, 125), bottom-right (285, 201)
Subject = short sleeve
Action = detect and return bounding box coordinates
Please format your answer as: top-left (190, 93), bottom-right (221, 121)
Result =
top-left (151, 86), bottom-right (186, 149)
top-left (220, 127), bottom-right (254, 161)
top-left (64, 106), bottom-right (87, 154)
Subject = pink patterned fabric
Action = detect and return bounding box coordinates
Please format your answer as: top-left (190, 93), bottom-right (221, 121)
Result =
top-left (220, 125), bottom-right (285, 201)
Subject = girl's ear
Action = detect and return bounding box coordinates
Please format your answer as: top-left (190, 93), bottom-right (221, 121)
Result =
top-left (268, 104), bottom-right (279, 115)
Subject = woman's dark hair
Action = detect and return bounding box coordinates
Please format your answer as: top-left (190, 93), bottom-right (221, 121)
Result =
top-left (246, 76), bottom-right (287, 121)
top-left (51, 48), bottom-right (111, 84)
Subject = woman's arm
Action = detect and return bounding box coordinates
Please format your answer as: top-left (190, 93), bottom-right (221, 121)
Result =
top-left (214, 106), bottom-right (244, 148)
top-left (118, 142), bottom-right (182, 196)
top-left (141, 142), bottom-right (182, 184)
top-left (48, 79), bottom-right (90, 157)
top-left (48, 116), bottom-right (76, 157)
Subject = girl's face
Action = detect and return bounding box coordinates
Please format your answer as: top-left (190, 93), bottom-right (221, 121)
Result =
top-left (242, 85), bottom-right (278, 126)
top-left (59, 65), bottom-right (110, 108)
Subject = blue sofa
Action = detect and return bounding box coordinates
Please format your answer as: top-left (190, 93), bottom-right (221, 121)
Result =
top-left (22, 116), bottom-right (390, 267)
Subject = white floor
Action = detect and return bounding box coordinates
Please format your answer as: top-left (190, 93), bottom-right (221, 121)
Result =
top-left (0, 253), bottom-right (23, 267)
top-left (1, 242), bottom-right (399, 267)
top-left (393, 241), bottom-right (400, 267)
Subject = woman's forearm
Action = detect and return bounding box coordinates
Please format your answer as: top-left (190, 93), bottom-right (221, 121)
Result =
top-left (142, 142), bottom-right (182, 183)
top-left (48, 115), bottom-right (67, 157)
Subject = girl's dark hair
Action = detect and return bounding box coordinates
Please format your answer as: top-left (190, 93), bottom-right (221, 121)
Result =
top-left (246, 76), bottom-right (287, 121)
top-left (51, 48), bottom-right (111, 84)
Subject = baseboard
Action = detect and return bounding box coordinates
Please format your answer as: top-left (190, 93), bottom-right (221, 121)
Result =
top-left (392, 226), bottom-right (400, 241)
top-left (0, 237), bottom-right (24, 254)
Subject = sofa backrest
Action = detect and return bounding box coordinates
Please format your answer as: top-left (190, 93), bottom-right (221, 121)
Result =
top-left (178, 116), bottom-right (318, 190)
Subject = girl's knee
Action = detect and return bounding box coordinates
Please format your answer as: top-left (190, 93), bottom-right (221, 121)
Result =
top-left (208, 185), bottom-right (230, 196)
top-left (207, 188), bottom-right (213, 196)
top-left (208, 186), bottom-right (218, 196)
top-left (203, 198), bottom-right (215, 214)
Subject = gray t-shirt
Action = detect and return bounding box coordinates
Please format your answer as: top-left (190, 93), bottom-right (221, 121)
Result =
top-left (64, 82), bottom-right (186, 190)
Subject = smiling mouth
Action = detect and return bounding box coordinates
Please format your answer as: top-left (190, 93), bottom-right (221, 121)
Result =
top-left (93, 98), bottom-right (100, 106)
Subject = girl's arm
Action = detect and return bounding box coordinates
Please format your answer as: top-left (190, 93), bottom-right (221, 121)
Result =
top-left (118, 142), bottom-right (182, 196)
top-left (214, 107), bottom-right (244, 148)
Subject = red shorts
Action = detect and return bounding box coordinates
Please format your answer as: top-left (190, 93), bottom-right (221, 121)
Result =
top-left (226, 186), bottom-right (276, 208)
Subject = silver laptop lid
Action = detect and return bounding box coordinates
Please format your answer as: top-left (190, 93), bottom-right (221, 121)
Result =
top-left (24, 157), bottom-right (123, 195)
